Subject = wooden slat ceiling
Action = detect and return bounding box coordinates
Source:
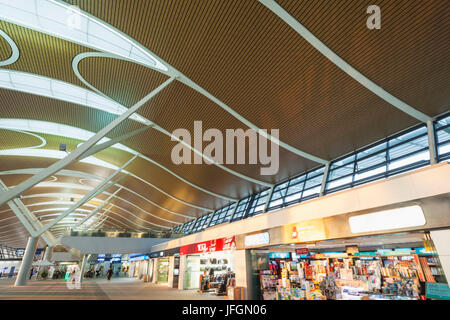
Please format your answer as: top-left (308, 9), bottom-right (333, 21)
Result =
top-left (0, 0), bottom-right (448, 248)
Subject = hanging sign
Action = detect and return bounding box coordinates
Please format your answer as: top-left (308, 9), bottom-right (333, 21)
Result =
top-left (180, 236), bottom-right (235, 255)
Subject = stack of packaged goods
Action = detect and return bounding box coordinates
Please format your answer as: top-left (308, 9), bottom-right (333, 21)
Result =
top-left (260, 270), bottom-right (278, 300)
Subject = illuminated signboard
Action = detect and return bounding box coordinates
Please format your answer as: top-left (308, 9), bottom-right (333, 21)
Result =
top-left (282, 219), bottom-right (327, 244)
top-left (245, 232), bottom-right (270, 247)
top-left (268, 252), bottom-right (291, 259)
top-left (180, 236), bottom-right (236, 255)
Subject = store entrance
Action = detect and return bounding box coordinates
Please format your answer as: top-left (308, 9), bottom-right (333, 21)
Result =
top-left (252, 231), bottom-right (447, 300)
top-left (184, 251), bottom-right (235, 296)
top-left (157, 257), bottom-right (169, 283)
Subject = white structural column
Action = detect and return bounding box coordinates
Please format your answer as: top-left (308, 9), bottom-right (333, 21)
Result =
top-left (0, 179), bottom-right (56, 246)
top-left (0, 77), bottom-right (175, 207)
top-left (15, 236), bottom-right (39, 286)
top-left (79, 254), bottom-right (90, 282)
top-left (178, 255), bottom-right (186, 290)
top-left (263, 186), bottom-right (275, 212)
top-left (234, 249), bottom-right (252, 300)
top-left (168, 256), bottom-right (175, 288)
top-left (430, 230), bottom-right (450, 283)
top-left (152, 258), bottom-right (158, 283)
top-left (319, 162), bottom-right (331, 196)
top-left (427, 120), bottom-right (438, 165)
top-left (43, 246), bottom-right (53, 261)
top-left (259, 0), bottom-right (432, 123)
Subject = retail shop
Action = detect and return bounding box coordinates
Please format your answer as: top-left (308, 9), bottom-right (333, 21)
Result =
top-left (129, 253), bottom-right (149, 280)
top-left (241, 203), bottom-right (450, 300)
top-left (180, 236), bottom-right (236, 296)
top-left (150, 248), bottom-right (180, 287)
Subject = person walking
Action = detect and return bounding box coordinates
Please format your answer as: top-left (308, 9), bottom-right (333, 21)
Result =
top-left (106, 266), bottom-right (113, 280)
top-left (29, 267), bottom-right (34, 280)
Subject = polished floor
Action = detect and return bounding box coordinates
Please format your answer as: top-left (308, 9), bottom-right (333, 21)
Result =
top-left (0, 277), bottom-right (225, 300)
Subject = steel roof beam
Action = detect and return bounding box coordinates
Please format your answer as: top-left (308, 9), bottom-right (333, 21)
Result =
top-left (35, 155), bottom-right (136, 235)
top-left (0, 77), bottom-right (175, 207)
top-left (0, 179), bottom-right (56, 246)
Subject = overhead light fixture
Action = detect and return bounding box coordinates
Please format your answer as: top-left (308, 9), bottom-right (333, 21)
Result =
top-left (349, 205), bottom-right (426, 234)
top-left (0, 0), bottom-right (167, 72)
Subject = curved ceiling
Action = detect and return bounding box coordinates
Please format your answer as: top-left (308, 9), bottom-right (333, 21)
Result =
top-left (0, 0), bottom-right (448, 248)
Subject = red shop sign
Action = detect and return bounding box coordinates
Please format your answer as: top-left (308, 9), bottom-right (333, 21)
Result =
top-left (180, 236), bottom-right (236, 255)
top-left (295, 248), bottom-right (309, 255)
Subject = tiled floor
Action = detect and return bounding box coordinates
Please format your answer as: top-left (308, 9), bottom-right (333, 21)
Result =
top-left (0, 277), bottom-right (225, 300)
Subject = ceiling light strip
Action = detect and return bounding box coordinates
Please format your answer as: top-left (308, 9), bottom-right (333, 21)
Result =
top-left (0, 168), bottom-right (193, 219)
top-left (0, 118), bottom-right (237, 202)
top-left (0, 148), bottom-right (210, 212)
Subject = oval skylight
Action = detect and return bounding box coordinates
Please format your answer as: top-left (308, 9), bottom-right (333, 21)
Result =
top-left (0, 70), bottom-right (151, 125)
top-left (0, 0), bottom-right (168, 71)
top-left (0, 118), bottom-right (136, 154)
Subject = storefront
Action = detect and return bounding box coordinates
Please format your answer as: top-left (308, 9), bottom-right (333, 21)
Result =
top-left (180, 236), bottom-right (236, 296)
top-left (129, 253), bottom-right (149, 280)
top-left (156, 257), bottom-right (169, 283)
top-left (150, 248), bottom-right (180, 287)
top-left (240, 205), bottom-right (450, 300)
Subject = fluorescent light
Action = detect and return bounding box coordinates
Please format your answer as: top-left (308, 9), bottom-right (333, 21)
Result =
top-left (0, 70), bottom-right (150, 125)
top-left (349, 205), bottom-right (426, 233)
top-left (0, 0), bottom-right (167, 71)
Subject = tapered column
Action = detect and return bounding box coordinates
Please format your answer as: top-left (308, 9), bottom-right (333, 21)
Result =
top-left (43, 246), bottom-right (53, 261)
top-left (15, 236), bottom-right (39, 286)
top-left (79, 254), bottom-right (87, 282)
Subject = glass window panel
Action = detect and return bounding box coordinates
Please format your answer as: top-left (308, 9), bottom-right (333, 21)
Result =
top-left (328, 165), bottom-right (353, 181)
top-left (303, 173), bottom-right (323, 189)
top-left (389, 135), bottom-right (428, 161)
top-left (301, 186), bottom-right (321, 198)
top-left (356, 142), bottom-right (387, 159)
top-left (388, 151), bottom-right (429, 171)
top-left (389, 126), bottom-right (427, 147)
top-left (332, 154), bottom-right (355, 167)
top-left (273, 181), bottom-right (289, 192)
top-left (327, 175), bottom-right (353, 190)
top-left (355, 154), bottom-right (386, 173)
top-left (354, 166), bottom-right (386, 181)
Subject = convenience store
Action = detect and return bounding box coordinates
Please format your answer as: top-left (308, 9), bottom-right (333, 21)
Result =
top-left (179, 236), bottom-right (237, 296)
top-left (240, 204), bottom-right (450, 300)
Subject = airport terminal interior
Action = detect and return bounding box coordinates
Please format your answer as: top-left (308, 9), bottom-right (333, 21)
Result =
top-left (0, 0), bottom-right (449, 301)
